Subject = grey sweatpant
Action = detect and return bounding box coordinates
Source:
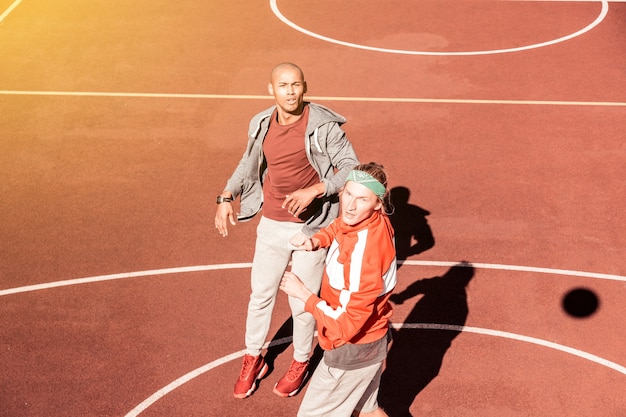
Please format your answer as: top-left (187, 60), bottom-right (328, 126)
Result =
top-left (245, 216), bottom-right (327, 362)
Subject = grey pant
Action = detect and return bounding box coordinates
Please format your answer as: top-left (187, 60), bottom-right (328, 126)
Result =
top-left (298, 358), bottom-right (384, 417)
top-left (245, 216), bottom-right (327, 362)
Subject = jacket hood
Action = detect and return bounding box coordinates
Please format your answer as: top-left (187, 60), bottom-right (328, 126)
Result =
top-left (306, 102), bottom-right (346, 127)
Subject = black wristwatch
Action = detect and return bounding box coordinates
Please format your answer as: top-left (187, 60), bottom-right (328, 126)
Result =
top-left (216, 196), bottom-right (233, 204)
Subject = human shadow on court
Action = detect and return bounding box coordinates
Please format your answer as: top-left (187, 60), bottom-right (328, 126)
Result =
top-left (388, 186), bottom-right (435, 268)
top-left (379, 262), bottom-right (475, 416)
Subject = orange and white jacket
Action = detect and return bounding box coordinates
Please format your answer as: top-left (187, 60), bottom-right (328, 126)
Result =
top-left (304, 210), bottom-right (397, 350)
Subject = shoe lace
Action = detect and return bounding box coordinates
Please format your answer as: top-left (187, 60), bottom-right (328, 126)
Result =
top-left (240, 355), bottom-right (256, 378)
top-left (286, 360), bottom-right (307, 380)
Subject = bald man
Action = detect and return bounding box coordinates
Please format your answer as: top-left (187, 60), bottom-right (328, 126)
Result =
top-left (215, 63), bottom-right (359, 399)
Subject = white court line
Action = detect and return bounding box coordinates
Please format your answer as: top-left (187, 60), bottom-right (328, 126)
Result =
top-left (0, 90), bottom-right (270, 100)
top-left (307, 96), bottom-right (626, 107)
top-left (0, 264), bottom-right (253, 297)
top-left (396, 323), bottom-right (626, 377)
top-left (0, 0), bottom-right (23, 24)
top-left (270, 0), bottom-right (609, 56)
top-left (517, 0), bottom-right (623, 2)
top-left (522, 0), bottom-right (626, 2)
top-left (123, 335), bottom-right (293, 417)
top-left (123, 324), bottom-right (626, 417)
top-left (1, 261), bottom-right (624, 297)
top-left (1, 90), bottom-right (625, 107)
top-left (401, 260), bottom-right (626, 281)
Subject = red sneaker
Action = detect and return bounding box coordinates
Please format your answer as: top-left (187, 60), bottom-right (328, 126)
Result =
top-left (233, 354), bottom-right (269, 399)
top-left (273, 359), bottom-right (309, 397)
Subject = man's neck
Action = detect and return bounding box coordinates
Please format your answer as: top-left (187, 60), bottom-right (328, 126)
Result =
top-left (276, 105), bottom-right (305, 125)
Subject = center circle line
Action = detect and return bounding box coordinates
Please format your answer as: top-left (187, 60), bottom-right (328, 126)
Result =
top-left (270, 0), bottom-right (609, 56)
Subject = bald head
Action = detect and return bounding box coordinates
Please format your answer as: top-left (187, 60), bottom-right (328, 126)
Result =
top-left (270, 62), bottom-right (305, 84)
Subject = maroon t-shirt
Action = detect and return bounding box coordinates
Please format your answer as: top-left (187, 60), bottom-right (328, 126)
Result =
top-left (262, 105), bottom-right (320, 222)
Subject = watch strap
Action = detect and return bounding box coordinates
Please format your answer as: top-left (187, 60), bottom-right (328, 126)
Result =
top-left (216, 196), bottom-right (233, 204)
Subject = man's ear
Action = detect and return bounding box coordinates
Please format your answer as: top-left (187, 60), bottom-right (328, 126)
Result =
top-left (303, 81), bottom-right (308, 94)
top-left (268, 82), bottom-right (274, 96)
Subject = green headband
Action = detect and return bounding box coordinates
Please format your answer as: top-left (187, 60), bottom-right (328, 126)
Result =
top-left (346, 170), bottom-right (386, 198)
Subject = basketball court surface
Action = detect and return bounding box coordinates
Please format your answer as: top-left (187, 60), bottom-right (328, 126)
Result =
top-left (1, 1), bottom-right (625, 416)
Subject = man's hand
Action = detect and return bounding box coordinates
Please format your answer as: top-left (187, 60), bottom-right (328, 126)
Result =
top-left (279, 271), bottom-right (314, 302)
top-left (215, 194), bottom-right (236, 237)
top-left (289, 233), bottom-right (320, 251)
top-left (282, 183), bottom-right (325, 218)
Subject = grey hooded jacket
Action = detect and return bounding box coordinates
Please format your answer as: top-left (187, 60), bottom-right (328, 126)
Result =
top-left (224, 102), bottom-right (359, 236)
